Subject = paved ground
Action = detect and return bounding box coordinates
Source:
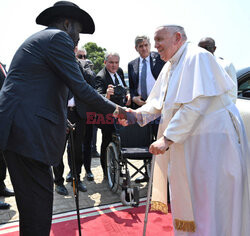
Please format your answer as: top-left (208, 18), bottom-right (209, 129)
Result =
top-left (0, 130), bottom-right (148, 225)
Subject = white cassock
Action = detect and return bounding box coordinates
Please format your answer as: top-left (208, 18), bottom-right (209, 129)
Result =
top-left (136, 42), bottom-right (250, 236)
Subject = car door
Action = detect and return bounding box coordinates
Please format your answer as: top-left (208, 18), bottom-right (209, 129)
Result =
top-left (236, 67), bottom-right (250, 148)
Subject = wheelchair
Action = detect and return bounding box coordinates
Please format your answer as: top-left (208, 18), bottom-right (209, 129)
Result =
top-left (105, 122), bottom-right (154, 207)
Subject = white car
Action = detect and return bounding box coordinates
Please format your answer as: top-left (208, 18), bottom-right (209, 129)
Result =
top-left (236, 67), bottom-right (250, 148)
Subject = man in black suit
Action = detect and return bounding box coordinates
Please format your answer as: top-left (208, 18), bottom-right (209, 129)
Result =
top-left (128, 35), bottom-right (165, 182)
top-left (67, 48), bottom-right (96, 183)
top-left (0, 62), bottom-right (14, 210)
top-left (0, 2), bottom-right (126, 235)
top-left (95, 52), bottom-right (131, 176)
top-left (53, 47), bottom-right (96, 195)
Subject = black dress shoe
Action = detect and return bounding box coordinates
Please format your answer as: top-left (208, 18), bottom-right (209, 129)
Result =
top-left (55, 185), bottom-right (69, 196)
top-left (91, 150), bottom-right (100, 158)
top-left (135, 176), bottom-right (149, 183)
top-left (0, 187), bottom-right (15, 197)
top-left (78, 181), bottom-right (87, 192)
top-left (86, 172), bottom-right (94, 181)
top-left (72, 181), bottom-right (87, 192)
top-left (66, 172), bottom-right (73, 182)
top-left (0, 201), bottom-right (10, 210)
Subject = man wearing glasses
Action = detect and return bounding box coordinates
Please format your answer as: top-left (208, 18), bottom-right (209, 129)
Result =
top-left (76, 48), bottom-right (87, 60)
top-left (53, 46), bottom-right (97, 195)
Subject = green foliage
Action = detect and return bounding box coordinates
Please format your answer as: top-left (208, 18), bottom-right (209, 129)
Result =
top-left (82, 42), bottom-right (106, 74)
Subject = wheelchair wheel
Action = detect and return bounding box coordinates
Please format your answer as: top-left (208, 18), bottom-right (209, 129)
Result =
top-left (106, 142), bottom-right (120, 193)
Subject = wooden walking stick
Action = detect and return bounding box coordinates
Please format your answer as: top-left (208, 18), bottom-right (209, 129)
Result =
top-left (67, 119), bottom-right (82, 236)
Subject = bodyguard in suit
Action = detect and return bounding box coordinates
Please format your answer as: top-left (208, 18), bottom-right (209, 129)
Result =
top-left (53, 48), bottom-right (96, 195)
top-left (95, 52), bottom-right (131, 176)
top-left (0, 62), bottom-right (15, 210)
top-left (128, 35), bottom-right (165, 182)
top-left (67, 49), bottom-right (96, 182)
top-left (0, 2), bottom-right (125, 235)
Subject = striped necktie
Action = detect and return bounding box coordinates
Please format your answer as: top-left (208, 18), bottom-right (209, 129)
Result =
top-left (140, 59), bottom-right (147, 100)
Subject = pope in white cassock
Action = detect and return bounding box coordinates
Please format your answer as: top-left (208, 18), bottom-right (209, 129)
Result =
top-left (125, 25), bottom-right (250, 236)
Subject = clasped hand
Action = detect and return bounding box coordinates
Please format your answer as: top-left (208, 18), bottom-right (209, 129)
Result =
top-left (113, 107), bottom-right (137, 126)
top-left (113, 107), bottom-right (172, 155)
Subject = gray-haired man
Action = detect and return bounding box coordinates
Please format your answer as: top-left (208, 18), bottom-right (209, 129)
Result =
top-left (128, 35), bottom-right (165, 182)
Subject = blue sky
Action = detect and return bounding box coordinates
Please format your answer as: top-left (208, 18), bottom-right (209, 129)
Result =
top-left (1, 0), bottom-right (249, 71)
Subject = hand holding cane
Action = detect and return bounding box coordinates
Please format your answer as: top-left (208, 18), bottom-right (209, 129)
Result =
top-left (143, 138), bottom-right (170, 236)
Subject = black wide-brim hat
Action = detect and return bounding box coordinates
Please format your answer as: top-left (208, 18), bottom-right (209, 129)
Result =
top-left (36, 1), bottom-right (95, 34)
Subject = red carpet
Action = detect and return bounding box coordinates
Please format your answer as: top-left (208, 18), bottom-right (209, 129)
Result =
top-left (0, 198), bottom-right (174, 235)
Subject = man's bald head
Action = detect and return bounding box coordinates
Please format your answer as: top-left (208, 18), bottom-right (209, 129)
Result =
top-left (198, 37), bottom-right (216, 54)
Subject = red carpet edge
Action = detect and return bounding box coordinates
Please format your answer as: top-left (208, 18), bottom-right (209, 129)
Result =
top-left (0, 198), bottom-right (148, 235)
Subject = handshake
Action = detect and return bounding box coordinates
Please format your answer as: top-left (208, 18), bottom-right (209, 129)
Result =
top-left (113, 105), bottom-right (137, 126)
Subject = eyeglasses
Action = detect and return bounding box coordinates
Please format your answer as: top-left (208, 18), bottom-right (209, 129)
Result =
top-left (77, 54), bottom-right (86, 59)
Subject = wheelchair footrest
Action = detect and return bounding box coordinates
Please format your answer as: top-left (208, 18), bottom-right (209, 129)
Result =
top-left (120, 186), bottom-right (140, 207)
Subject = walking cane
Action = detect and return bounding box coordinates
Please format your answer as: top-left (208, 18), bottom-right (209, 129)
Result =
top-left (142, 154), bottom-right (155, 236)
top-left (67, 119), bottom-right (82, 236)
top-left (143, 147), bottom-right (169, 236)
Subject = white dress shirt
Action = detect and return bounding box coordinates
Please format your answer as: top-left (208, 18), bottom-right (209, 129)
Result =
top-left (68, 97), bottom-right (75, 107)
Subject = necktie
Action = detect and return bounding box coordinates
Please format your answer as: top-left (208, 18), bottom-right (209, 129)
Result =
top-left (140, 59), bottom-right (147, 100)
top-left (114, 73), bottom-right (119, 85)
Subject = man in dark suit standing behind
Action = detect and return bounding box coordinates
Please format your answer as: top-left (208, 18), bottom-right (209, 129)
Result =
top-left (0, 2), bottom-right (125, 235)
top-left (0, 62), bottom-right (15, 210)
top-left (53, 47), bottom-right (96, 196)
top-left (95, 52), bottom-right (131, 177)
top-left (128, 35), bottom-right (165, 108)
top-left (128, 35), bottom-right (165, 182)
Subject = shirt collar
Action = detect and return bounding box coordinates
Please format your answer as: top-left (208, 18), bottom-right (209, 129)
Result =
top-left (140, 55), bottom-right (150, 63)
top-left (169, 41), bottom-right (188, 65)
top-left (108, 71), bottom-right (116, 78)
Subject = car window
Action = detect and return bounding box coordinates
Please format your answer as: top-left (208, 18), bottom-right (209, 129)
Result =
top-left (237, 71), bottom-right (250, 98)
top-left (238, 78), bottom-right (250, 92)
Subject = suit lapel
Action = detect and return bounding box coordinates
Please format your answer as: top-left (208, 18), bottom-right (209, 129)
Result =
top-left (150, 53), bottom-right (155, 76)
top-left (105, 68), bottom-right (114, 86)
top-left (149, 53), bottom-right (157, 80)
top-left (134, 58), bottom-right (140, 86)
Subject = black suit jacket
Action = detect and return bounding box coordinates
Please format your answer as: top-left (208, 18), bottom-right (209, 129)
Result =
top-left (128, 51), bottom-right (165, 101)
top-left (95, 67), bottom-right (127, 105)
top-left (0, 27), bottom-right (116, 166)
top-left (72, 61), bottom-right (96, 120)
